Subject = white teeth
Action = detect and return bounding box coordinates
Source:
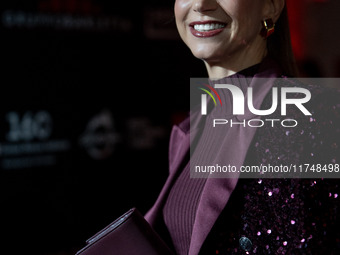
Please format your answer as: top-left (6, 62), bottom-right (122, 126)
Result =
top-left (194, 23), bottom-right (225, 32)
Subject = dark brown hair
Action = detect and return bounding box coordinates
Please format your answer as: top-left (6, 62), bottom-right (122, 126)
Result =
top-left (267, 4), bottom-right (299, 77)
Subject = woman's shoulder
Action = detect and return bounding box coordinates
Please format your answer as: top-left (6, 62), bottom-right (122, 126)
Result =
top-left (259, 76), bottom-right (340, 134)
top-left (253, 77), bottom-right (340, 172)
top-left (273, 77), bottom-right (340, 109)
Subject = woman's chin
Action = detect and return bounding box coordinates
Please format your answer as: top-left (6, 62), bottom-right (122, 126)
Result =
top-left (191, 50), bottom-right (220, 63)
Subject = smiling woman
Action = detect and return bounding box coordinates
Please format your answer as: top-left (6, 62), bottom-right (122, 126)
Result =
top-left (145, 0), bottom-right (340, 255)
top-left (174, 0), bottom-right (281, 78)
top-left (175, 0), bottom-right (297, 78)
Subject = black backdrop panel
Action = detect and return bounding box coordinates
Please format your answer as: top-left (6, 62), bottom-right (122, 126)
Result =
top-left (0, 1), bottom-right (206, 254)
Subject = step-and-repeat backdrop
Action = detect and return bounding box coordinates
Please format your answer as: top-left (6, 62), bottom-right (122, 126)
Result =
top-left (0, 1), bottom-right (206, 254)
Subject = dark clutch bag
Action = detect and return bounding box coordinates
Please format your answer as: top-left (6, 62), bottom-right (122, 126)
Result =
top-left (76, 208), bottom-right (174, 255)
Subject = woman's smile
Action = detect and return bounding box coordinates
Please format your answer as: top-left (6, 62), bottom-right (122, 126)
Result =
top-left (189, 20), bottom-right (228, 37)
top-left (175, 0), bottom-right (269, 78)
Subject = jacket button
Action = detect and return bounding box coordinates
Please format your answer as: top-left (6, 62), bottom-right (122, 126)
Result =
top-left (239, 236), bottom-right (252, 252)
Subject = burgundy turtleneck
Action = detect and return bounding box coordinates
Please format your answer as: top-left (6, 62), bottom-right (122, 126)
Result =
top-left (162, 63), bottom-right (262, 255)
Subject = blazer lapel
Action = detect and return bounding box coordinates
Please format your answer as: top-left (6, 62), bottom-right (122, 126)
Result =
top-left (188, 178), bottom-right (238, 255)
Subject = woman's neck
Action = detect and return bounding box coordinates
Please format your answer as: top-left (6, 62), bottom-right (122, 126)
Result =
top-left (205, 46), bottom-right (268, 80)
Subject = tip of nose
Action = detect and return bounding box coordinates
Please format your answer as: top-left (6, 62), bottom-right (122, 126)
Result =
top-left (194, 0), bottom-right (219, 12)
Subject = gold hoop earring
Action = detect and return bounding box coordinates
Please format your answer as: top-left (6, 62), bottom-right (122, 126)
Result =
top-left (261, 19), bottom-right (275, 38)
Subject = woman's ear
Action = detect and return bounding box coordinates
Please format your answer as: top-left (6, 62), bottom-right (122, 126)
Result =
top-left (263, 0), bottom-right (285, 23)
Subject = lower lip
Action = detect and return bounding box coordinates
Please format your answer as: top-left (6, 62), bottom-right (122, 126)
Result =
top-left (190, 26), bottom-right (225, 38)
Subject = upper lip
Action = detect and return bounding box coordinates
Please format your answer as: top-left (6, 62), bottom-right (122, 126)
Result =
top-left (189, 20), bottom-right (227, 27)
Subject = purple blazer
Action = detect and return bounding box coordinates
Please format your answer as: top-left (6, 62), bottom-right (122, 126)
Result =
top-left (145, 61), bottom-right (340, 254)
